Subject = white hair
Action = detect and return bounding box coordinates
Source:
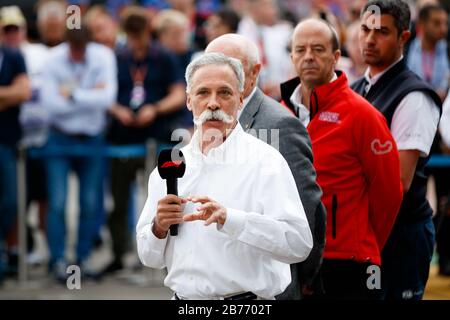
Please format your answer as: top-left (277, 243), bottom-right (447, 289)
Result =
top-left (185, 52), bottom-right (245, 93)
top-left (37, 0), bottom-right (66, 23)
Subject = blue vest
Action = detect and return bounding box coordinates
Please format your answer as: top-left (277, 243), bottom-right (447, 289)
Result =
top-left (352, 59), bottom-right (442, 224)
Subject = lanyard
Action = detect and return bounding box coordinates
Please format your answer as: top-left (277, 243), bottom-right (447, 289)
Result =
top-left (130, 62), bottom-right (148, 85)
top-left (422, 50), bottom-right (434, 84)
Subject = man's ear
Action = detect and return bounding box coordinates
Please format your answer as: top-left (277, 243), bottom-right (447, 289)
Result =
top-left (252, 63), bottom-right (262, 78)
top-left (400, 30), bottom-right (411, 47)
top-left (186, 93), bottom-right (192, 111)
top-left (334, 49), bottom-right (341, 66)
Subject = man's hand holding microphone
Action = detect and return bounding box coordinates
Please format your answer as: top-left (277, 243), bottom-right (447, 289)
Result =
top-left (152, 195), bottom-right (228, 239)
top-left (153, 149), bottom-right (227, 239)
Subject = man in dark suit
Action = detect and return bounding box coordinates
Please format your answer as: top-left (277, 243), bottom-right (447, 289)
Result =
top-left (205, 34), bottom-right (326, 299)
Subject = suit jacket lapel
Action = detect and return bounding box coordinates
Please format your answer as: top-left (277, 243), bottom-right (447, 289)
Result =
top-left (239, 88), bottom-right (264, 131)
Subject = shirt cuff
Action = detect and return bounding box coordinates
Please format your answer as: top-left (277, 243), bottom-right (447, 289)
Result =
top-left (138, 222), bottom-right (168, 249)
top-left (217, 208), bottom-right (246, 238)
top-left (396, 140), bottom-right (430, 157)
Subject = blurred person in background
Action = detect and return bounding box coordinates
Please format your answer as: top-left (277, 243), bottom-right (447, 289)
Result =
top-left (407, 3), bottom-right (449, 101)
top-left (204, 6), bottom-right (241, 45)
top-left (166, 0), bottom-right (210, 50)
top-left (436, 91), bottom-right (450, 276)
top-left (85, 5), bottom-right (125, 50)
top-left (153, 9), bottom-right (193, 70)
top-left (238, 0), bottom-right (295, 100)
top-left (41, 26), bottom-right (117, 283)
top-left (153, 9), bottom-right (194, 131)
top-left (104, 7), bottom-right (185, 274)
top-left (337, 21), bottom-right (367, 84)
top-left (406, 3), bottom-right (450, 278)
top-left (36, 0), bottom-right (67, 48)
top-left (0, 5), bottom-right (50, 272)
top-left (0, 12), bottom-right (31, 286)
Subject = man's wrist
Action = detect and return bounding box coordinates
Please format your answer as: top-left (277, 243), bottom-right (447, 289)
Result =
top-left (152, 219), bottom-right (168, 239)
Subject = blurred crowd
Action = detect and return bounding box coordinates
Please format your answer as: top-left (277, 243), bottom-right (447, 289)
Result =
top-left (0, 0), bottom-right (450, 288)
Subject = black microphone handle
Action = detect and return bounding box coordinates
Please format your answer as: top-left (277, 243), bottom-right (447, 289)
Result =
top-left (166, 178), bottom-right (179, 236)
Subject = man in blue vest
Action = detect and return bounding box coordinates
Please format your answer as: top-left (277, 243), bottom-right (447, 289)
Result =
top-left (352, 0), bottom-right (441, 300)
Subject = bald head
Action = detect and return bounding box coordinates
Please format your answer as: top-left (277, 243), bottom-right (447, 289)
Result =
top-left (292, 19), bottom-right (340, 52)
top-left (206, 33), bottom-right (262, 97)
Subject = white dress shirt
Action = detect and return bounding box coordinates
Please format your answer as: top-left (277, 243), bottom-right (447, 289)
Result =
top-left (41, 42), bottom-right (117, 136)
top-left (364, 57), bottom-right (440, 157)
top-left (136, 123), bottom-right (313, 299)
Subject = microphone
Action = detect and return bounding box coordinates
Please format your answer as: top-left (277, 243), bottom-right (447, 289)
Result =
top-left (157, 148), bottom-right (186, 236)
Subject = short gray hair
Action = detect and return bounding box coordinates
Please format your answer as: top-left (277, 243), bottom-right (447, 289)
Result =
top-left (185, 52), bottom-right (245, 93)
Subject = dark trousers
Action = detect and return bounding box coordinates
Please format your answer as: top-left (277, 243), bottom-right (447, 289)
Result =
top-left (381, 217), bottom-right (435, 300)
top-left (320, 259), bottom-right (382, 300)
top-left (109, 157), bottom-right (145, 263)
top-left (0, 144), bottom-right (17, 280)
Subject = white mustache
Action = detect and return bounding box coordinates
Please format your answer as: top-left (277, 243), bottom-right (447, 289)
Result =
top-left (193, 109), bottom-right (235, 126)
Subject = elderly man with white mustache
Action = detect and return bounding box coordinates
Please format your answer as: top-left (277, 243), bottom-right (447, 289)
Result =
top-left (136, 52), bottom-right (313, 300)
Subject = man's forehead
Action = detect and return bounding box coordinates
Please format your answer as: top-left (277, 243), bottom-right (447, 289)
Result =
top-left (191, 65), bottom-right (238, 88)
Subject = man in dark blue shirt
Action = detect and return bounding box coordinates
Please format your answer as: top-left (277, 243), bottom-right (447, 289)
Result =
top-left (0, 44), bottom-right (30, 285)
top-left (105, 7), bottom-right (185, 274)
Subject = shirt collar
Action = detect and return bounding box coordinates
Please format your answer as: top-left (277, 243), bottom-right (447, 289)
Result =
top-left (238, 87), bottom-right (258, 120)
top-left (289, 72), bottom-right (338, 108)
top-left (364, 55), bottom-right (403, 86)
top-left (188, 121), bottom-right (244, 163)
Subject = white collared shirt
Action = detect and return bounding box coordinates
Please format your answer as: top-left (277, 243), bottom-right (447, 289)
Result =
top-left (238, 87), bottom-right (258, 120)
top-left (41, 42), bottom-right (117, 136)
top-left (364, 57), bottom-right (440, 157)
top-left (289, 73), bottom-right (338, 127)
top-left (136, 123), bottom-right (313, 300)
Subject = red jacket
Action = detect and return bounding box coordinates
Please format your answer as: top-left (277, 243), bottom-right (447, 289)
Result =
top-left (282, 72), bottom-right (403, 265)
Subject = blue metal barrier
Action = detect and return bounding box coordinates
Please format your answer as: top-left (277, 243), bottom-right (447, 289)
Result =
top-left (27, 143), bottom-right (175, 159)
top-left (426, 155), bottom-right (450, 168)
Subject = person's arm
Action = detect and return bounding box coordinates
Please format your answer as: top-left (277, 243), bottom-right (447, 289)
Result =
top-left (0, 74), bottom-right (31, 111)
top-left (108, 103), bottom-right (135, 126)
top-left (71, 47), bottom-right (117, 110)
top-left (40, 63), bottom-right (74, 117)
top-left (355, 109), bottom-right (403, 250)
top-left (391, 92), bottom-right (440, 192)
top-left (133, 82), bottom-right (186, 128)
top-left (154, 83), bottom-right (186, 115)
top-left (399, 150), bottom-right (420, 193)
top-left (133, 50), bottom-right (186, 126)
top-left (136, 170), bottom-right (170, 269)
top-left (277, 116), bottom-right (325, 286)
top-left (184, 153), bottom-right (313, 265)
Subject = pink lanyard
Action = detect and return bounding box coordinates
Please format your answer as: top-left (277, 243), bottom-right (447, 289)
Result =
top-left (422, 50), bottom-right (435, 84)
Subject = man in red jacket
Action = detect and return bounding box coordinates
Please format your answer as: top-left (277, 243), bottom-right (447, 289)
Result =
top-left (280, 18), bottom-right (403, 299)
